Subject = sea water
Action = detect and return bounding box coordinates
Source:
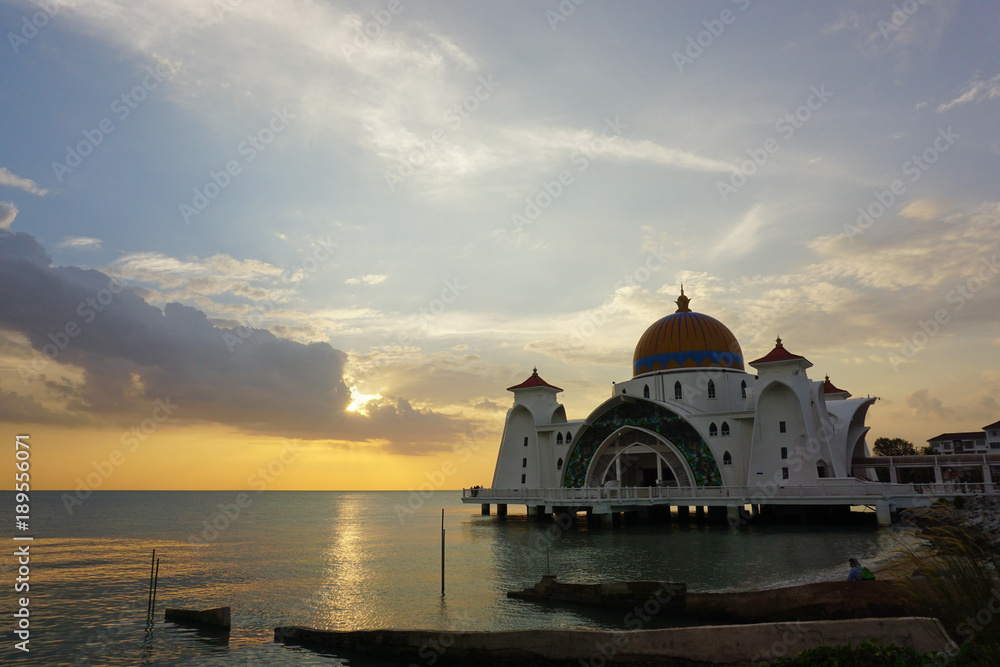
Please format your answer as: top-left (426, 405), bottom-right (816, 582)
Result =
top-left (0, 491), bottom-right (902, 665)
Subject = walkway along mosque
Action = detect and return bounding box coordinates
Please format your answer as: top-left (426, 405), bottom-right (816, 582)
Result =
top-left (463, 290), bottom-right (1000, 525)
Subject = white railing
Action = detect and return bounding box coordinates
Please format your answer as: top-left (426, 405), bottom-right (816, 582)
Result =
top-left (462, 480), bottom-right (998, 503)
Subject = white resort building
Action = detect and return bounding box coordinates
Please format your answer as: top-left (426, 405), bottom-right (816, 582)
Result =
top-left (465, 290), bottom-right (999, 525)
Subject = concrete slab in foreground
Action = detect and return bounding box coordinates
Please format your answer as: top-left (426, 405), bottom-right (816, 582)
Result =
top-left (275, 616), bottom-right (956, 666)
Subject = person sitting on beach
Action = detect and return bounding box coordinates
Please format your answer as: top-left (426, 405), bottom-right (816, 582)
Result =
top-left (847, 558), bottom-right (863, 581)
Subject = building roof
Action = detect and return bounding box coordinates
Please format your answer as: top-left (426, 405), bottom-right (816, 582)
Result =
top-left (632, 288), bottom-right (744, 376)
top-left (749, 337), bottom-right (812, 368)
top-left (823, 375), bottom-right (851, 397)
top-left (507, 368), bottom-right (562, 392)
top-left (983, 419), bottom-right (1000, 430)
top-left (927, 432), bottom-right (987, 442)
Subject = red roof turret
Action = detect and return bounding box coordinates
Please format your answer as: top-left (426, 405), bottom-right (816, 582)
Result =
top-left (507, 367), bottom-right (563, 392)
top-left (749, 337), bottom-right (812, 367)
top-left (823, 375), bottom-right (851, 398)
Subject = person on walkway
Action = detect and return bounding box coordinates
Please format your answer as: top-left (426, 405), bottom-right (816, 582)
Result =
top-left (847, 557), bottom-right (863, 581)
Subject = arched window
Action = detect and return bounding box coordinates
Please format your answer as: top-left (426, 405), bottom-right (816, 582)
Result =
top-left (709, 422), bottom-right (718, 437)
top-left (674, 381), bottom-right (682, 400)
top-left (556, 433), bottom-right (563, 444)
top-left (566, 432), bottom-right (572, 444)
top-left (721, 421), bottom-right (730, 437)
top-left (741, 380), bottom-right (747, 400)
top-left (707, 380), bottom-right (716, 399)
top-left (557, 457), bottom-right (563, 470)
top-left (643, 384), bottom-right (650, 399)
top-left (723, 451), bottom-right (732, 466)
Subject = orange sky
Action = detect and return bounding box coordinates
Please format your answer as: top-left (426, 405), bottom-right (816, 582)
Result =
top-left (2, 422), bottom-right (500, 491)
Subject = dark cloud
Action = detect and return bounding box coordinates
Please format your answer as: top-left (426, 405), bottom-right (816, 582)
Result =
top-left (0, 384), bottom-right (86, 426)
top-left (0, 230), bottom-right (51, 266)
top-left (0, 231), bottom-right (465, 449)
top-left (905, 389), bottom-right (952, 419)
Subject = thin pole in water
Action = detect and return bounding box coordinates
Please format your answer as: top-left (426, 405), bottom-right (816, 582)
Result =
top-left (441, 508), bottom-right (445, 597)
top-left (150, 558), bottom-right (160, 620)
top-left (146, 549), bottom-right (156, 620)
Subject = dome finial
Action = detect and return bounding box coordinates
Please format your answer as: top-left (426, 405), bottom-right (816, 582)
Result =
top-left (775, 336), bottom-right (783, 347)
top-left (675, 286), bottom-right (691, 313)
top-left (532, 366), bottom-right (538, 375)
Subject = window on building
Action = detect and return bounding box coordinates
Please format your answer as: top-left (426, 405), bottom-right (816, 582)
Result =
top-left (741, 380), bottom-right (747, 399)
top-left (522, 458), bottom-right (527, 468)
top-left (709, 422), bottom-right (718, 437)
top-left (556, 433), bottom-right (563, 444)
top-left (817, 463), bottom-right (827, 478)
top-left (523, 437), bottom-right (528, 446)
top-left (674, 381), bottom-right (682, 400)
top-left (780, 447), bottom-right (788, 460)
top-left (779, 421), bottom-right (786, 433)
top-left (643, 384), bottom-right (650, 399)
top-left (723, 451), bottom-right (732, 466)
top-left (707, 380), bottom-right (716, 399)
top-left (782, 467), bottom-right (789, 480)
top-left (557, 457), bottom-right (563, 470)
top-left (566, 432), bottom-right (572, 444)
top-left (521, 474), bottom-right (526, 484)
top-left (721, 421), bottom-right (730, 437)
top-left (992, 443), bottom-right (1000, 450)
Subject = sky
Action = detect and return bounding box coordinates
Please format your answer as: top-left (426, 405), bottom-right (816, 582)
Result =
top-left (1, 0), bottom-right (999, 491)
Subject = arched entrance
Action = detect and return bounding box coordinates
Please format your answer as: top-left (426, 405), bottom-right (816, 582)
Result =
top-left (585, 427), bottom-right (694, 487)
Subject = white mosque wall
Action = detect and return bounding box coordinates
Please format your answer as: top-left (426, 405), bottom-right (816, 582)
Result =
top-left (749, 381), bottom-right (812, 486)
top-left (491, 405), bottom-right (537, 488)
top-left (492, 364), bottom-right (875, 493)
top-left (491, 384), bottom-right (584, 489)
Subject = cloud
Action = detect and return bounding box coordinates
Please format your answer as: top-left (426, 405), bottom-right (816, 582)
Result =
top-left (905, 389), bottom-right (952, 418)
top-left (107, 251), bottom-right (288, 302)
top-left (866, 0), bottom-right (959, 62)
top-left (345, 274), bottom-right (387, 285)
top-left (0, 202), bottom-right (16, 230)
top-left (46, 1), bottom-right (732, 200)
top-left (472, 398), bottom-right (505, 412)
top-left (809, 202), bottom-right (1000, 290)
top-left (0, 231), bottom-right (466, 449)
top-left (58, 236), bottom-right (104, 250)
top-left (713, 203), bottom-right (773, 258)
top-left (822, 10), bottom-right (863, 34)
top-left (0, 167), bottom-right (49, 196)
top-left (899, 198), bottom-right (945, 221)
top-left (938, 73), bottom-right (1000, 113)
top-left (0, 384), bottom-right (86, 426)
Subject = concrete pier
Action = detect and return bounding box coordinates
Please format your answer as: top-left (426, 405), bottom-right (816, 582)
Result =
top-left (165, 606), bottom-right (231, 630)
top-left (876, 500), bottom-right (892, 526)
top-left (275, 617), bottom-right (955, 665)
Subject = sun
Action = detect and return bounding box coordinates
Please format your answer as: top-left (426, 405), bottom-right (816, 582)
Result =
top-left (346, 388), bottom-right (382, 415)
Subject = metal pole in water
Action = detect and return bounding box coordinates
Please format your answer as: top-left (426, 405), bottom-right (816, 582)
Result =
top-left (146, 549), bottom-right (156, 621)
top-left (150, 558), bottom-right (160, 620)
top-left (441, 508), bottom-right (445, 597)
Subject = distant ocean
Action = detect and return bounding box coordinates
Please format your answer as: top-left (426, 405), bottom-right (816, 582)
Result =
top-left (1, 491), bottom-right (902, 665)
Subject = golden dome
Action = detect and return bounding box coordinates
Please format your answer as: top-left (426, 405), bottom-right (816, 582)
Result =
top-left (632, 289), bottom-right (744, 376)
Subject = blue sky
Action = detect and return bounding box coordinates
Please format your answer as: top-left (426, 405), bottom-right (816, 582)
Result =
top-left (1, 0), bottom-right (999, 488)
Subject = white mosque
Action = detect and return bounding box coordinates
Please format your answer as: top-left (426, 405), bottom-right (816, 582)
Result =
top-left (483, 289), bottom-right (880, 514)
